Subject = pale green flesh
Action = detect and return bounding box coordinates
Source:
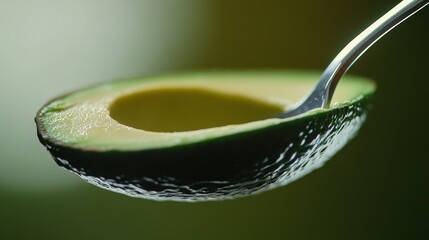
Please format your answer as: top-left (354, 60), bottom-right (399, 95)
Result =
top-left (39, 71), bottom-right (375, 151)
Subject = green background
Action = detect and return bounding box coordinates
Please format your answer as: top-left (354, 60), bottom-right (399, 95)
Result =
top-left (1, 0), bottom-right (428, 239)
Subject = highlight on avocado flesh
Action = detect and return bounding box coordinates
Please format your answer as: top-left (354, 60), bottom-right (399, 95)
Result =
top-left (35, 71), bottom-right (375, 201)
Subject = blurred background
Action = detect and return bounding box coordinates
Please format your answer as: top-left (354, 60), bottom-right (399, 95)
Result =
top-left (0, 0), bottom-right (427, 239)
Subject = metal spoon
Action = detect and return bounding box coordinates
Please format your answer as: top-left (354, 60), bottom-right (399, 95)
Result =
top-left (278, 0), bottom-right (428, 118)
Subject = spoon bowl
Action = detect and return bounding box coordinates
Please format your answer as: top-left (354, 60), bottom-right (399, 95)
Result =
top-left (36, 72), bottom-right (375, 201)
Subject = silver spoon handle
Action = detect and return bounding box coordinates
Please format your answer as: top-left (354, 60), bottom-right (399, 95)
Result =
top-left (280, 0), bottom-right (428, 118)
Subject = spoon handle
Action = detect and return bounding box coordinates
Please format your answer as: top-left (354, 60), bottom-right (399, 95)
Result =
top-left (280, 0), bottom-right (428, 118)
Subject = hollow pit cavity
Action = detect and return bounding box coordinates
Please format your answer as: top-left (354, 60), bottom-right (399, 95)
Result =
top-left (109, 87), bottom-right (284, 132)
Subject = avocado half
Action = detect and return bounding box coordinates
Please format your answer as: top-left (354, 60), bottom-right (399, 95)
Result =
top-left (35, 71), bottom-right (375, 201)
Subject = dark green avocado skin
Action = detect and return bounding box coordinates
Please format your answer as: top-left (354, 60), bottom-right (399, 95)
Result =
top-left (36, 94), bottom-right (373, 201)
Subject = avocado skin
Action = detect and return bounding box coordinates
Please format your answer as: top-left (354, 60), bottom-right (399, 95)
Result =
top-left (36, 94), bottom-right (373, 201)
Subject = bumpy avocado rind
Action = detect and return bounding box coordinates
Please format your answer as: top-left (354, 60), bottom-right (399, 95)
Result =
top-left (36, 71), bottom-right (375, 201)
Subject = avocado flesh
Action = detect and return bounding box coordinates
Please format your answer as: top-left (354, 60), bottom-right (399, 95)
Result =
top-left (36, 71), bottom-right (375, 201)
top-left (109, 87), bottom-right (285, 132)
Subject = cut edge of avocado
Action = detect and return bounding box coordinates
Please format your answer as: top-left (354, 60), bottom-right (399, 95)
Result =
top-left (36, 70), bottom-right (375, 152)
